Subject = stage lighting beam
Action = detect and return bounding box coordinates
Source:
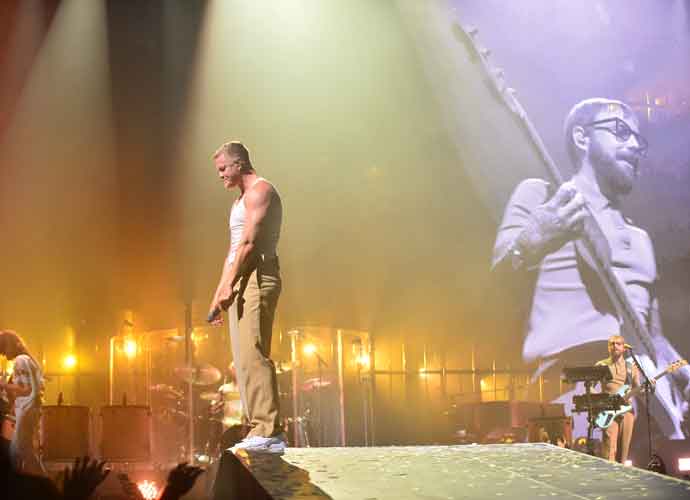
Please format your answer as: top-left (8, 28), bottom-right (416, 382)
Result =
top-left (62, 353), bottom-right (77, 370)
top-left (678, 457), bottom-right (690, 472)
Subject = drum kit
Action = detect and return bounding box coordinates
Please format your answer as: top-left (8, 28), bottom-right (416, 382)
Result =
top-left (148, 353), bottom-right (329, 460)
top-left (148, 362), bottom-right (230, 461)
top-left (148, 358), bottom-right (305, 461)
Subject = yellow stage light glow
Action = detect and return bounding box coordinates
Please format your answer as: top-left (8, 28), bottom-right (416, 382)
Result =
top-left (63, 354), bottom-right (77, 370)
top-left (136, 480), bottom-right (159, 500)
top-left (2, 359), bottom-right (15, 376)
top-left (191, 330), bottom-right (208, 345)
top-left (123, 339), bottom-right (138, 359)
top-left (355, 353), bottom-right (370, 369)
top-left (303, 343), bottom-right (317, 356)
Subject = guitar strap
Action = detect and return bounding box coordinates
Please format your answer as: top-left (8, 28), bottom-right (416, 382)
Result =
top-left (624, 358), bottom-right (634, 387)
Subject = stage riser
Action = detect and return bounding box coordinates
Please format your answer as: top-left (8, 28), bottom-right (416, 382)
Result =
top-left (211, 444), bottom-right (690, 500)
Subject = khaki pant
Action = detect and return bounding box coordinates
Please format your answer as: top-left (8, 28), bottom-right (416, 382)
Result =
top-left (228, 258), bottom-right (282, 438)
top-left (601, 411), bottom-right (634, 463)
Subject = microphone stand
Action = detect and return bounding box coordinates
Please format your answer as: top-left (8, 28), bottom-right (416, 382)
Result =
top-left (314, 352), bottom-right (328, 447)
top-left (584, 380), bottom-right (597, 456)
top-left (626, 347), bottom-right (654, 462)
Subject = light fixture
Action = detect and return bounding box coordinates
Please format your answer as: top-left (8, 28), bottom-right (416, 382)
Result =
top-left (62, 354), bottom-right (77, 370)
top-left (678, 457), bottom-right (690, 472)
top-left (355, 353), bottom-right (370, 369)
top-left (303, 343), bottom-right (317, 356)
top-left (123, 338), bottom-right (138, 359)
top-left (136, 480), bottom-right (159, 500)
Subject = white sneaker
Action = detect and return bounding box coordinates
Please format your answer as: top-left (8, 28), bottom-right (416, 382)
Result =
top-left (230, 433), bottom-right (287, 455)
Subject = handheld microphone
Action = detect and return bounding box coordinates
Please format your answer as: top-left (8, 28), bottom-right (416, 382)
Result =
top-left (624, 343), bottom-right (633, 350)
top-left (207, 306), bottom-right (222, 323)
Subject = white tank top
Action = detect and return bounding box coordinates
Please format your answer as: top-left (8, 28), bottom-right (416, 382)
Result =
top-left (227, 178), bottom-right (281, 265)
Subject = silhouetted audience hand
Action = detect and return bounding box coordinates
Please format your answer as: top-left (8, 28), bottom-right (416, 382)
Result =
top-left (116, 472), bottom-right (145, 500)
top-left (62, 456), bottom-right (110, 500)
top-left (160, 463), bottom-right (204, 500)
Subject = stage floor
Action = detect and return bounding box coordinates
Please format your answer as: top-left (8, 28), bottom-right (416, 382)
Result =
top-left (221, 443), bottom-right (690, 500)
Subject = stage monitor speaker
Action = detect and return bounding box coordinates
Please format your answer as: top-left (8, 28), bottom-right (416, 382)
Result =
top-left (100, 405), bottom-right (151, 461)
top-left (475, 401), bottom-right (544, 434)
top-left (41, 405), bottom-right (90, 460)
top-left (528, 416), bottom-right (572, 446)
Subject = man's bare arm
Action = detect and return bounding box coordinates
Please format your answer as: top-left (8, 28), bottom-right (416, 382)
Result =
top-left (0, 381), bottom-right (31, 398)
top-left (209, 182), bottom-right (273, 318)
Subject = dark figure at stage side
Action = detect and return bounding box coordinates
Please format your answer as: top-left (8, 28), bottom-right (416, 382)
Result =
top-left (0, 330), bottom-right (44, 474)
top-left (208, 141), bottom-right (285, 455)
top-left (595, 335), bottom-right (641, 463)
top-left (492, 98), bottom-right (689, 440)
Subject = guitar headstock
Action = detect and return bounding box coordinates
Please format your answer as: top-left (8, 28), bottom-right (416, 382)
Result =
top-left (666, 359), bottom-right (688, 374)
top-left (456, 24), bottom-right (521, 117)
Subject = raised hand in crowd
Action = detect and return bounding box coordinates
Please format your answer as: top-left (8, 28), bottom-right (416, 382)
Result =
top-left (160, 462), bottom-right (204, 500)
top-left (116, 472), bottom-right (145, 500)
top-left (62, 456), bottom-right (110, 500)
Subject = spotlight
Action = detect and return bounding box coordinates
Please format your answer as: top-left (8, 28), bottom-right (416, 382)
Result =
top-left (303, 343), bottom-right (317, 356)
top-left (355, 353), bottom-right (370, 369)
top-left (678, 457), bottom-right (690, 472)
top-left (623, 460), bottom-right (633, 467)
top-left (123, 339), bottom-right (138, 359)
top-left (190, 330), bottom-right (208, 345)
top-left (136, 480), bottom-right (159, 500)
top-left (62, 354), bottom-right (77, 370)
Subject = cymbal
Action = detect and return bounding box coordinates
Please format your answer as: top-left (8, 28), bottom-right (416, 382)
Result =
top-left (150, 384), bottom-right (184, 399)
top-left (199, 384), bottom-right (241, 401)
top-left (199, 391), bottom-right (220, 401)
top-left (174, 363), bottom-right (222, 386)
top-left (159, 408), bottom-right (188, 420)
top-left (301, 378), bottom-right (332, 391)
top-left (218, 383), bottom-right (241, 399)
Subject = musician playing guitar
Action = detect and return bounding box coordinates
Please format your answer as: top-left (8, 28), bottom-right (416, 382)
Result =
top-left (492, 98), bottom-right (690, 440)
top-left (0, 330), bottom-right (43, 474)
top-left (595, 335), bottom-right (643, 463)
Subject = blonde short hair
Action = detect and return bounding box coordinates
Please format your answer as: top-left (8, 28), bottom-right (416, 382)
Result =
top-left (212, 141), bottom-right (253, 171)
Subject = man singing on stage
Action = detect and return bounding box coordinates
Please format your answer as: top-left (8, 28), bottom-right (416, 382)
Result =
top-left (492, 98), bottom-right (689, 440)
top-left (208, 141), bottom-right (285, 454)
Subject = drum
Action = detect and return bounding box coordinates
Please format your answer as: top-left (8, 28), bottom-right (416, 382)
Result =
top-left (100, 406), bottom-right (151, 461)
top-left (41, 405), bottom-right (90, 460)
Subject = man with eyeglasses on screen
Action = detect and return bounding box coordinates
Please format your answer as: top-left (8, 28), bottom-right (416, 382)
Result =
top-left (492, 98), bottom-right (689, 441)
